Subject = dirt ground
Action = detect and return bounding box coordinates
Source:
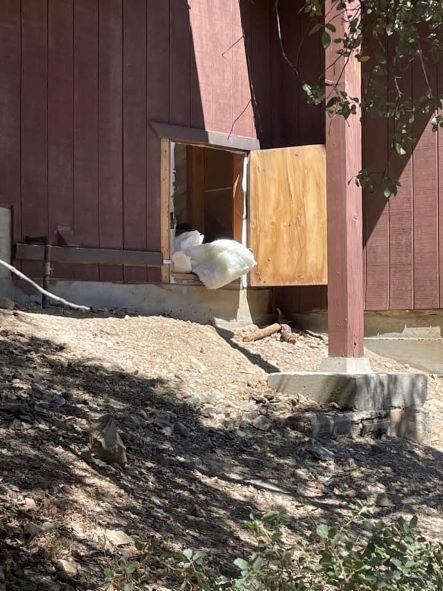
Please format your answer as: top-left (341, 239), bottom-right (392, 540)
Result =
top-left (0, 306), bottom-right (442, 590)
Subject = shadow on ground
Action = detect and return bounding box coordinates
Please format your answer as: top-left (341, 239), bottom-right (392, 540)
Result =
top-left (0, 326), bottom-right (441, 590)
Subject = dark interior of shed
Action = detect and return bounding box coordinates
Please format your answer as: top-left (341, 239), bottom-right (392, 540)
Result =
top-left (171, 142), bottom-right (244, 247)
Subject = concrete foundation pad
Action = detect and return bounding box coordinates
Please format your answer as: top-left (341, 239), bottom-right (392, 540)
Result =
top-left (319, 356), bottom-right (373, 374)
top-left (267, 371), bottom-right (427, 411)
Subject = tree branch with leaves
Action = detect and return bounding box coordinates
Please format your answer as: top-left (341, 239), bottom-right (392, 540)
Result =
top-left (297, 0), bottom-right (442, 197)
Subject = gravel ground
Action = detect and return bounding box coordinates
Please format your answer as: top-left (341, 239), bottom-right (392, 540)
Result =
top-left (0, 306), bottom-right (441, 590)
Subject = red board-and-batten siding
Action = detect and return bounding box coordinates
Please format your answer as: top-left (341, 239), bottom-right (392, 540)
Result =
top-left (0, 0), bottom-right (441, 311)
top-left (0, 0), bottom-right (264, 283)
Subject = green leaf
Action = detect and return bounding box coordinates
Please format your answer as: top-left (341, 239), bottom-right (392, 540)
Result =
top-left (317, 524), bottom-right (330, 539)
top-left (182, 548), bottom-right (193, 560)
top-left (234, 558), bottom-right (249, 572)
top-left (321, 31), bottom-right (331, 49)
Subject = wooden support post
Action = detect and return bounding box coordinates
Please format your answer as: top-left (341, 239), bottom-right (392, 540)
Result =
top-left (325, 1), bottom-right (364, 358)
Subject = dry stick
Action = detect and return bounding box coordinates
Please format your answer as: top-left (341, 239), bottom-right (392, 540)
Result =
top-left (0, 259), bottom-right (91, 312)
top-left (243, 323), bottom-right (282, 342)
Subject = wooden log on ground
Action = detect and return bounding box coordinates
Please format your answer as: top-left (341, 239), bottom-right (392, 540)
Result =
top-left (243, 323), bottom-right (282, 342)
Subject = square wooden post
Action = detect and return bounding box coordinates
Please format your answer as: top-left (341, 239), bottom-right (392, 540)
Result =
top-left (325, 0), bottom-right (365, 359)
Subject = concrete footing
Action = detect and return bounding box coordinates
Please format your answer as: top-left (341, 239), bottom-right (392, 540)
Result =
top-left (268, 370), bottom-right (428, 443)
top-left (319, 356), bottom-right (373, 374)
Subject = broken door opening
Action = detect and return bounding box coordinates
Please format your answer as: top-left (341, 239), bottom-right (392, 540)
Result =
top-left (162, 136), bottom-right (327, 288)
top-left (169, 141), bottom-right (246, 284)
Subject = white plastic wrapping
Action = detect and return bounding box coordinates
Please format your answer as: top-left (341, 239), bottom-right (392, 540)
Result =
top-left (173, 230), bottom-right (204, 254)
top-left (188, 239), bottom-right (256, 289)
top-left (171, 250), bottom-right (192, 273)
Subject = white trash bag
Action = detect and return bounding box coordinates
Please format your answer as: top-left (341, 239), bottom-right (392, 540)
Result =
top-left (188, 239), bottom-right (256, 289)
top-left (173, 230), bottom-right (204, 254)
top-left (171, 250), bottom-right (192, 273)
top-left (172, 230), bottom-right (204, 273)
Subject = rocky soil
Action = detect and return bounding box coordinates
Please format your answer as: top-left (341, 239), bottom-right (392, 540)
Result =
top-left (0, 306), bottom-right (441, 590)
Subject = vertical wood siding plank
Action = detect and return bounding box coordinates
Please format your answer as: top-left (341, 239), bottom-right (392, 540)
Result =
top-left (123, 0), bottom-right (147, 282)
top-left (99, 0), bottom-right (123, 282)
top-left (169, 0), bottom-right (191, 126)
top-left (189, 1), bottom-right (204, 130)
top-left (249, 0), bottom-right (270, 145)
top-left (363, 37), bottom-right (389, 310)
top-left (48, 0), bottom-right (74, 279)
top-left (231, 0), bottom-right (254, 138)
top-left (0, 0), bottom-right (21, 247)
top-left (147, 0), bottom-right (169, 282)
top-left (388, 55), bottom-right (414, 309)
top-left (412, 60), bottom-right (439, 309)
top-left (73, 0), bottom-right (99, 280)
top-left (21, 0), bottom-right (48, 278)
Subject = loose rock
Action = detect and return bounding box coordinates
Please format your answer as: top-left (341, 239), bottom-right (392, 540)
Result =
top-left (89, 414), bottom-right (127, 466)
top-left (105, 529), bottom-right (133, 547)
top-left (252, 415), bottom-right (271, 431)
top-left (56, 558), bottom-right (78, 578)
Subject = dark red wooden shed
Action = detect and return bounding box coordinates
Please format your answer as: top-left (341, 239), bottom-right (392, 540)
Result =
top-left (0, 0), bottom-right (441, 332)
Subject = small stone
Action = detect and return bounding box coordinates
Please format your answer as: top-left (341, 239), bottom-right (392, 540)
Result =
top-left (307, 442), bottom-right (335, 462)
top-left (252, 415), bottom-right (271, 431)
top-left (24, 497), bottom-right (37, 511)
top-left (175, 422), bottom-right (188, 437)
top-left (375, 492), bottom-right (396, 508)
top-left (161, 426), bottom-right (173, 437)
top-left (0, 402), bottom-right (26, 414)
top-left (105, 528), bottom-right (133, 546)
top-left (89, 414), bottom-right (127, 466)
top-left (56, 558), bottom-right (78, 578)
top-left (0, 297), bottom-right (14, 310)
top-left (24, 522), bottom-right (42, 537)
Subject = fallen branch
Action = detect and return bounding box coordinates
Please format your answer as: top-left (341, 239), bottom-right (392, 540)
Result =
top-left (243, 323), bottom-right (282, 342)
top-left (0, 259), bottom-right (91, 312)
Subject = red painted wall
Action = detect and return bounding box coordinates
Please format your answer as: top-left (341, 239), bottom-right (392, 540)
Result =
top-left (0, 0), bottom-right (441, 309)
top-left (271, 1), bottom-right (443, 312)
top-left (0, 0), bottom-right (269, 283)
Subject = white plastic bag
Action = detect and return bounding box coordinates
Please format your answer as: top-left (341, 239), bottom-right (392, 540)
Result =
top-left (188, 239), bottom-right (256, 289)
top-left (171, 250), bottom-right (192, 273)
top-left (173, 230), bottom-right (204, 254)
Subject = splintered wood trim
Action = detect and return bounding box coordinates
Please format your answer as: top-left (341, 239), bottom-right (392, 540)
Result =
top-left (232, 153), bottom-right (244, 243)
top-left (160, 138), bottom-right (170, 283)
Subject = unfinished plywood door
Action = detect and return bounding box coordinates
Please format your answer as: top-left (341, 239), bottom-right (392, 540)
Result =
top-left (248, 145), bottom-right (327, 286)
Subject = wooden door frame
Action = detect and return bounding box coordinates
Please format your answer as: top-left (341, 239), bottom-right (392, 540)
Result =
top-left (160, 138), bottom-right (247, 286)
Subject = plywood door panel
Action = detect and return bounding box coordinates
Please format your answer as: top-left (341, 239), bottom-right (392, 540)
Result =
top-left (249, 145), bottom-right (327, 287)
